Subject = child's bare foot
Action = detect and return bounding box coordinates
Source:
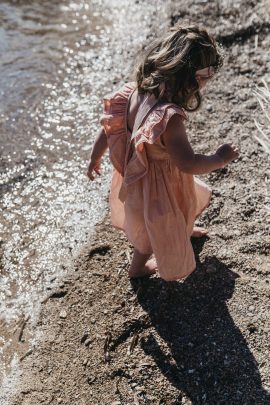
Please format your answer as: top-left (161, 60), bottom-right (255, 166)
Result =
top-left (192, 226), bottom-right (209, 238)
top-left (128, 258), bottom-right (158, 278)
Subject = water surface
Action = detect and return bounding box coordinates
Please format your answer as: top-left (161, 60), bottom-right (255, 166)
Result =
top-left (0, 0), bottom-right (166, 400)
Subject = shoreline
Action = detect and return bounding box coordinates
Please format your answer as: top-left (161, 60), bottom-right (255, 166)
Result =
top-left (7, 0), bottom-right (270, 404)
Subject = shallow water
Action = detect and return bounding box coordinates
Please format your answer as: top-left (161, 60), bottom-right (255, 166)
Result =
top-left (0, 0), bottom-right (166, 400)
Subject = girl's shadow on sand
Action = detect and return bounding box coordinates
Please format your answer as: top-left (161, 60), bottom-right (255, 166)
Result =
top-left (130, 238), bottom-right (270, 404)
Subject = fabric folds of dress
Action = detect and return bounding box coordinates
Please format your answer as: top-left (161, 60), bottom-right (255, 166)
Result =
top-left (100, 82), bottom-right (212, 281)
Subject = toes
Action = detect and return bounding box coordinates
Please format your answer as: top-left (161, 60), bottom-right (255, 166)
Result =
top-left (192, 227), bottom-right (209, 238)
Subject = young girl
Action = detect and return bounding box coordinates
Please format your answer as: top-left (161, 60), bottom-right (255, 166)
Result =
top-left (86, 25), bottom-right (239, 281)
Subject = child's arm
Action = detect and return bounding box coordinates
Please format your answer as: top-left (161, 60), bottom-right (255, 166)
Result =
top-left (163, 114), bottom-right (239, 175)
top-left (86, 128), bottom-right (108, 180)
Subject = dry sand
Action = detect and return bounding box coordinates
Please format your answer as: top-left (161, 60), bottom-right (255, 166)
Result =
top-left (9, 0), bottom-right (270, 404)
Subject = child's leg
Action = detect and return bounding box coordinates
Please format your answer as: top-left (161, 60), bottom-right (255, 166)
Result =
top-left (128, 249), bottom-right (157, 278)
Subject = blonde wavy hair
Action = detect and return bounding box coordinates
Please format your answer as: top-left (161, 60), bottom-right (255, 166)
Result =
top-left (135, 24), bottom-right (224, 111)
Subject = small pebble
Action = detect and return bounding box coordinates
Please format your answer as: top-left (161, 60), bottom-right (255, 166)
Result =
top-left (87, 375), bottom-right (96, 384)
top-left (247, 323), bottom-right (257, 333)
top-left (81, 333), bottom-right (89, 344)
top-left (59, 310), bottom-right (67, 319)
top-left (206, 265), bottom-right (216, 273)
top-left (85, 338), bottom-right (92, 347)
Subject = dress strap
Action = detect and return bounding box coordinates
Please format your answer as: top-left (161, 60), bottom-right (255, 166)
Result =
top-left (124, 92), bottom-right (159, 171)
top-left (131, 93), bottom-right (159, 140)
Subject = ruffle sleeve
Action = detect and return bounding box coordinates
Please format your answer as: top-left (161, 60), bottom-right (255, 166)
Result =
top-left (123, 104), bottom-right (188, 186)
top-left (100, 82), bottom-right (136, 176)
top-left (134, 104), bottom-right (188, 152)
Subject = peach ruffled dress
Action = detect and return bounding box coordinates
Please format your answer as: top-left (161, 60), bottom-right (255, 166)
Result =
top-left (100, 82), bottom-right (211, 281)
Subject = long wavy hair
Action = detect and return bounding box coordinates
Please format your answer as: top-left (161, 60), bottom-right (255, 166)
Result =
top-left (135, 24), bottom-right (224, 111)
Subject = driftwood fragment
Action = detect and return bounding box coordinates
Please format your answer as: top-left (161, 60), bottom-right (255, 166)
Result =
top-left (104, 331), bottom-right (112, 362)
top-left (20, 348), bottom-right (33, 362)
top-left (127, 333), bottom-right (139, 355)
top-left (18, 315), bottom-right (30, 342)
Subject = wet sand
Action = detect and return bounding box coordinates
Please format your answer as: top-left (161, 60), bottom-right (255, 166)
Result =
top-left (0, 0), bottom-right (113, 390)
top-left (3, 0), bottom-right (270, 404)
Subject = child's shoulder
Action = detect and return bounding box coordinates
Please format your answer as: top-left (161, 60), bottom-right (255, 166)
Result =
top-left (133, 100), bottom-right (188, 149)
top-left (103, 81), bottom-right (136, 102)
top-left (101, 82), bottom-right (136, 116)
top-left (152, 101), bottom-right (188, 123)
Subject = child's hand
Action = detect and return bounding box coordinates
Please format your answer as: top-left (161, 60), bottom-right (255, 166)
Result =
top-left (86, 158), bottom-right (102, 181)
top-left (215, 143), bottom-right (240, 166)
